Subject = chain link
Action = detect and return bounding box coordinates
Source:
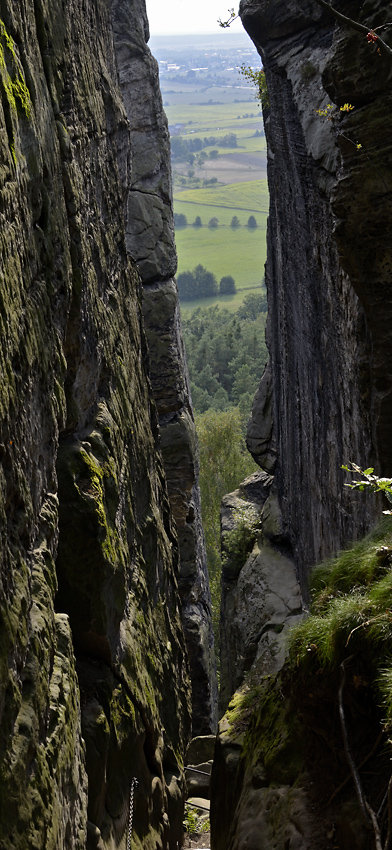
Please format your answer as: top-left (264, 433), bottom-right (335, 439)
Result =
top-left (127, 778), bottom-right (139, 850)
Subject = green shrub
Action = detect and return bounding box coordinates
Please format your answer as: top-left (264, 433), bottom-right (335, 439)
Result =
top-left (288, 517), bottom-right (392, 721)
top-left (222, 503), bottom-right (261, 574)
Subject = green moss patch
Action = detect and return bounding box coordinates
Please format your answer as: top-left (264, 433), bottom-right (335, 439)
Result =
top-left (289, 517), bottom-right (392, 714)
top-left (0, 19), bottom-right (31, 163)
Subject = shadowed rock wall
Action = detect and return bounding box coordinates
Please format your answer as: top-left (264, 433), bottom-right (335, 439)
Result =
top-left (111, 0), bottom-right (217, 736)
top-left (242, 0), bottom-right (392, 592)
top-left (0, 0), bottom-right (203, 847)
top-left (211, 2), bottom-right (392, 849)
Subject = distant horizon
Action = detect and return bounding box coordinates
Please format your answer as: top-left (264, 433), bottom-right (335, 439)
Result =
top-left (149, 29), bottom-right (243, 36)
top-left (149, 31), bottom-right (251, 43)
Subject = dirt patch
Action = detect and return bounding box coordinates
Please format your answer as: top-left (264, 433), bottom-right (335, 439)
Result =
top-left (183, 830), bottom-right (211, 849)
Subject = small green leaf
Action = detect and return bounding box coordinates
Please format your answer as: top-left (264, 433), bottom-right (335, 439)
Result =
top-left (363, 468), bottom-right (374, 475)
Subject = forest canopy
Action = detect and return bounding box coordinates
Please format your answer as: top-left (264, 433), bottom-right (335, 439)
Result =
top-left (182, 294), bottom-right (268, 415)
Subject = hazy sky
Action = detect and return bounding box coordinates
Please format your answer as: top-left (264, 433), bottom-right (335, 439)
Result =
top-left (145, 0), bottom-right (243, 35)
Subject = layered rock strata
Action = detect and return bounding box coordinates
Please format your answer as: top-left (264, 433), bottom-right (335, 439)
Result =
top-left (211, 2), bottom-right (392, 848)
top-left (0, 0), bottom-right (207, 846)
top-left (243, 0), bottom-right (392, 592)
top-left (111, 0), bottom-right (217, 736)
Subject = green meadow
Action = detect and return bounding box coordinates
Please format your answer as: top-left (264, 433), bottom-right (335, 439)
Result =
top-left (165, 96), bottom-right (262, 125)
top-left (175, 224), bottom-right (266, 290)
top-left (165, 86), bottom-right (269, 312)
top-left (173, 180), bottom-right (268, 213)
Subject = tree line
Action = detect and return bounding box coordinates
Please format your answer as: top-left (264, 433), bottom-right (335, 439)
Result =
top-left (177, 264), bottom-right (237, 300)
top-left (171, 132), bottom-right (237, 161)
top-left (183, 295), bottom-right (268, 655)
top-left (174, 213), bottom-right (258, 229)
top-left (182, 294), bottom-right (268, 414)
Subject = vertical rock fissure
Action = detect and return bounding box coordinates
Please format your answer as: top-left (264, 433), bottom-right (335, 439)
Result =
top-left (110, 0), bottom-right (218, 736)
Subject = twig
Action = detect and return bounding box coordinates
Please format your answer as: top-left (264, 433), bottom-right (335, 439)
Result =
top-left (312, 0), bottom-right (392, 57)
top-left (384, 775), bottom-right (392, 850)
top-left (339, 658), bottom-right (383, 849)
top-left (338, 658), bottom-right (369, 818)
top-left (365, 802), bottom-right (382, 850)
top-left (346, 614), bottom-right (391, 647)
top-left (327, 730), bottom-right (384, 805)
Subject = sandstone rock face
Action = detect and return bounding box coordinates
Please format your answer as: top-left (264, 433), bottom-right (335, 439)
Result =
top-left (185, 735), bottom-right (215, 799)
top-left (219, 473), bottom-right (303, 714)
top-left (0, 1), bottom-right (197, 847)
top-left (111, 0), bottom-right (217, 736)
top-left (242, 0), bottom-right (392, 592)
top-left (211, 2), bottom-right (392, 848)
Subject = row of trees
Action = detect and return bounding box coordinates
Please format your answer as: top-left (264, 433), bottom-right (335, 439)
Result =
top-left (171, 132), bottom-right (237, 161)
top-left (177, 265), bottom-right (237, 300)
top-left (174, 213), bottom-right (259, 229)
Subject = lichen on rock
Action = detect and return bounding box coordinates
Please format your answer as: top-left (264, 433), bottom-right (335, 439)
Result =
top-left (0, 0), bottom-right (201, 847)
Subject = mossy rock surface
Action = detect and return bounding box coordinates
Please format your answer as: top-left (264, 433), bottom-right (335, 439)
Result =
top-left (212, 520), bottom-right (392, 850)
top-left (0, 0), bottom-right (192, 847)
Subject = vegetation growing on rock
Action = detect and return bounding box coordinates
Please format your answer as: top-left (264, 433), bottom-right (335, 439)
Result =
top-left (212, 519), bottom-right (392, 850)
top-left (196, 409), bottom-right (259, 655)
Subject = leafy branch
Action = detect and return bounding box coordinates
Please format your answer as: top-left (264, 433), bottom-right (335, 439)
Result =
top-left (239, 63), bottom-right (269, 108)
top-left (342, 463), bottom-right (392, 514)
top-left (218, 7), bottom-right (238, 28)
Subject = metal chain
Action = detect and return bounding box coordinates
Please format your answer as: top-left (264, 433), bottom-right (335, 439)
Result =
top-left (127, 778), bottom-right (139, 850)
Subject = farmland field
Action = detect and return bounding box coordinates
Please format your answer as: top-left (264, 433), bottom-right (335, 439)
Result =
top-left (153, 33), bottom-right (269, 312)
top-left (175, 223), bottom-right (266, 289)
top-left (174, 180), bottom-right (268, 212)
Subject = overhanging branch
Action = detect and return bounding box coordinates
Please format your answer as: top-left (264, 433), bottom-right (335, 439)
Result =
top-left (312, 0), bottom-right (392, 56)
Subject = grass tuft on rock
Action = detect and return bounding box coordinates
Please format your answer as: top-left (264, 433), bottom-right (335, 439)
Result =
top-left (288, 517), bottom-right (392, 722)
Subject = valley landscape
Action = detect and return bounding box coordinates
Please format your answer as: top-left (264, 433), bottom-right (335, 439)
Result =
top-left (1, 3), bottom-right (392, 850)
top-left (151, 32), bottom-right (268, 311)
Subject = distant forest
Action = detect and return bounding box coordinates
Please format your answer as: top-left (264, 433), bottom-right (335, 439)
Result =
top-left (171, 132), bottom-right (238, 160)
top-left (182, 294), bottom-right (268, 415)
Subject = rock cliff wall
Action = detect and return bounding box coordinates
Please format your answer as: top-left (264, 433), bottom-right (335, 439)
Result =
top-left (0, 0), bottom-right (213, 847)
top-left (219, 472), bottom-right (303, 714)
top-left (212, 2), bottom-right (392, 848)
top-left (243, 0), bottom-right (392, 591)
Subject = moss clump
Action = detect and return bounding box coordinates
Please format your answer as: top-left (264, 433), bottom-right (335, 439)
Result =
top-left (0, 19), bottom-right (31, 165)
top-left (0, 20), bottom-right (31, 116)
top-left (222, 502), bottom-right (261, 577)
top-left (77, 446), bottom-right (121, 565)
top-left (237, 675), bottom-right (304, 786)
top-left (289, 517), bottom-right (392, 722)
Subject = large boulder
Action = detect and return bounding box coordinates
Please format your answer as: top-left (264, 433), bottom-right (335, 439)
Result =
top-left (220, 473), bottom-right (303, 714)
